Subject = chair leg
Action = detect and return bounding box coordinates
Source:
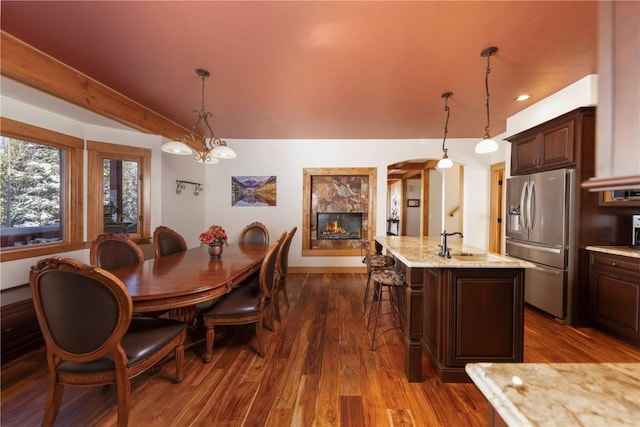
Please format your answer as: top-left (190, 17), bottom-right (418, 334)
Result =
top-left (255, 317), bottom-right (265, 357)
top-left (273, 291), bottom-right (282, 322)
top-left (369, 284), bottom-right (384, 352)
top-left (203, 323), bottom-right (215, 363)
top-left (174, 341), bottom-right (185, 383)
top-left (362, 270), bottom-right (373, 317)
top-left (115, 373), bottom-right (131, 427)
top-left (366, 281), bottom-right (382, 330)
top-left (281, 282), bottom-right (290, 307)
top-left (42, 380), bottom-right (64, 427)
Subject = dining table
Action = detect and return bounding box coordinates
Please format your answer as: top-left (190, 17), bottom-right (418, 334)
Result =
top-left (110, 243), bottom-right (268, 332)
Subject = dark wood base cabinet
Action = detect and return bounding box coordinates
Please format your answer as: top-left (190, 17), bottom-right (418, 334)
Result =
top-left (589, 252), bottom-right (640, 347)
top-left (415, 267), bottom-right (525, 383)
top-left (1, 298), bottom-right (44, 363)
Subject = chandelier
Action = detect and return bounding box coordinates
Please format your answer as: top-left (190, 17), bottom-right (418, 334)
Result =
top-left (161, 68), bottom-right (236, 164)
top-left (475, 46), bottom-right (499, 154)
top-left (437, 92), bottom-right (453, 169)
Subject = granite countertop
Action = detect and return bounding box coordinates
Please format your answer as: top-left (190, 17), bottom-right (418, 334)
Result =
top-left (585, 246), bottom-right (640, 259)
top-left (375, 236), bottom-right (534, 268)
top-left (465, 362), bottom-right (640, 427)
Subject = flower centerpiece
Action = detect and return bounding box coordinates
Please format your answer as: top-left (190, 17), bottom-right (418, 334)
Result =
top-left (200, 225), bottom-right (228, 258)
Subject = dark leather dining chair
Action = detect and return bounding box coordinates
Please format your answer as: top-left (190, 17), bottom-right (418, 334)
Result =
top-left (273, 226), bottom-right (297, 321)
top-left (202, 232), bottom-right (285, 362)
top-left (29, 257), bottom-right (187, 427)
top-left (90, 233), bottom-right (144, 270)
top-left (153, 226), bottom-right (187, 258)
top-left (238, 221), bottom-right (269, 245)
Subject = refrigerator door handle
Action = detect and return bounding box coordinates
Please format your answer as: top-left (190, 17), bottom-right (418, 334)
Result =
top-left (520, 181), bottom-right (529, 230)
top-left (531, 265), bottom-right (562, 276)
top-left (527, 180), bottom-right (535, 233)
top-left (507, 239), bottom-right (562, 254)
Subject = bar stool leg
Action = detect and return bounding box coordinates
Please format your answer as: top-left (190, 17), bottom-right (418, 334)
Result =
top-left (369, 283), bottom-right (384, 352)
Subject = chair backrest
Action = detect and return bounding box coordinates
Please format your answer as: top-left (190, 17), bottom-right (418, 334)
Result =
top-left (29, 257), bottom-right (132, 362)
top-left (238, 222), bottom-right (269, 245)
top-left (153, 226), bottom-right (188, 258)
top-left (276, 226), bottom-right (297, 279)
top-left (258, 232), bottom-right (286, 296)
top-left (90, 233), bottom-right (144, 270)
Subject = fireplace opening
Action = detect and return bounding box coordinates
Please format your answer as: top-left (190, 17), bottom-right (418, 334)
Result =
top-left (317, 212), bottom-right (363, 240)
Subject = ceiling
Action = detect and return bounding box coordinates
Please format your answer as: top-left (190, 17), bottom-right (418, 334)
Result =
top-left (1, 1), bottom-right (598, 141)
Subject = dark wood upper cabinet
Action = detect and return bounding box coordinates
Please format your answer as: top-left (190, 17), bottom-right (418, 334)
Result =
top-left (507, 107), bottom-right (594, 176)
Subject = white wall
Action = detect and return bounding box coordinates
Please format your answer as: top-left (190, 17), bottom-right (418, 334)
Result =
top-left (428, 170), bottom-right (443, 236)
top-left (181, 137), bottom-right (494, 269)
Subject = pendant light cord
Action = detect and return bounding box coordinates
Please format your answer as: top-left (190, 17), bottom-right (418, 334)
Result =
top-left (441, 92), bottom-right (452, 155)
top-left (484, 54), bottom-right (492, 137)
top-left (480, 47), bottom-right (498, 138)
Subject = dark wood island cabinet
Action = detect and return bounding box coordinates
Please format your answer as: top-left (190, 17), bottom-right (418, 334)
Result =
top-left (376, 236), bottom-right (532, 383)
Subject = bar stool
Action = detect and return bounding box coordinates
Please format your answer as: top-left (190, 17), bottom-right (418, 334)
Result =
top-left (361, 240), bottom-right (395, 318)
top-left (367, 268), bottom-right (406, 352)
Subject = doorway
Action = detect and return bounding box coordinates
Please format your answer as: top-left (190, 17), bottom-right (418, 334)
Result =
top-left (489, 162), bottom-right (505, 253)
top-left (387, 160), bottom-right (462, 237)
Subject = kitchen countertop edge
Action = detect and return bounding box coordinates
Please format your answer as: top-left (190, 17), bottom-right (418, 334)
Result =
top-left (376, 236), bottom-right (534, 268)
top-left (585, 246), bottom-right (640, 258)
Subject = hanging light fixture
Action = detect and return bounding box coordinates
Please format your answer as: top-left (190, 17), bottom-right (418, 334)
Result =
top-left (475, 46), bottom-right (499, 154)
top-left (437, 92), bottom-right (453, 169)
top-left (161, 68), bottom-right (236, 163)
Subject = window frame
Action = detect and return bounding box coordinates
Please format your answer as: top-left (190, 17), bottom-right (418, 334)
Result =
top-left (0, 117), bottom-right (84, 262)
top-left (86, 140), bottom-right (151, 244)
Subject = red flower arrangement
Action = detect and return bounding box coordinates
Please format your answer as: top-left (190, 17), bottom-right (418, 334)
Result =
top-left (199, 225), bottom-right (228, 246)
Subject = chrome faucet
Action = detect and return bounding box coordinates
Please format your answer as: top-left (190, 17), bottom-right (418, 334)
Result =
top-left (438, 230), bottom-right (464, 258)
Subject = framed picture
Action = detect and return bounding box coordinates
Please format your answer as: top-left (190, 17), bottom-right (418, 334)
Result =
top-left (231, 176), bottom-right (276, 206)
top-left (407, 199), bottom-right (420, 207)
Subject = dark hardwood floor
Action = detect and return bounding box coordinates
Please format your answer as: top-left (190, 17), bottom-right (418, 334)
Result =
top-left (2, 272), bottom-right (640, 426)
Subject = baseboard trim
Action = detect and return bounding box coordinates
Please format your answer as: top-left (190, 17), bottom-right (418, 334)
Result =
top-left (288, 266), bottom-right (366, 274)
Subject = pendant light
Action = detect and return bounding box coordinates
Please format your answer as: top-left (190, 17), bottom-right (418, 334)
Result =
top-left (475, 46), bottom-right (499, 154)
top-left (437, 92), bottom-right (453, 169)
top-left (161, 68), bottom-right (236, 163)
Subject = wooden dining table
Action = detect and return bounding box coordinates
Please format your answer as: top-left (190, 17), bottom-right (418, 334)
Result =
top-left (110, 243), bottom-right (268, 325)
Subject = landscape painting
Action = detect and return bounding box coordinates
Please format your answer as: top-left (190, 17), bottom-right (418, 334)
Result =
top-left (231, 176), bottom-right (277, 206)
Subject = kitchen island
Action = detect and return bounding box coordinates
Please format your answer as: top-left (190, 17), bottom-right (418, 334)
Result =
top-left (375, 236), bottom-right (533, 383)
top-left (465, 362), bottom-right (640, 427)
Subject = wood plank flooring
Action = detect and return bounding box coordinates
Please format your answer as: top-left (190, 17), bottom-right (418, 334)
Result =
top-left (2, 272), bottom-right (640, 426)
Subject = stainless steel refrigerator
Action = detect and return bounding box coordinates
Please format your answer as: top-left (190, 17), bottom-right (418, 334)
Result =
top-left (505, 168), bottom-right (575, 322)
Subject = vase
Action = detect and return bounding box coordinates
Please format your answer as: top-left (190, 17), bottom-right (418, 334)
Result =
top-left (208, 243), bottom-right (223, 259)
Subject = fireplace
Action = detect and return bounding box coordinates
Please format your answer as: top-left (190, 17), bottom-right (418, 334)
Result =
top-left (317, 212), bottom-right (363, 240)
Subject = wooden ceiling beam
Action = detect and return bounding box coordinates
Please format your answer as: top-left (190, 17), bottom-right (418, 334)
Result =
top-left (0, 31), bottom-right (190, 141)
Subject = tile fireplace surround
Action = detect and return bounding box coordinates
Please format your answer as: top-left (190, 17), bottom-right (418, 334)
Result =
top-left (302, 167), bottom-right (377, 257)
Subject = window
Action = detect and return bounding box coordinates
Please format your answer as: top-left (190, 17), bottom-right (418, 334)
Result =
top-left (87, 140), bottom-right (150, 243)
top-left (0, 117), bottom-right (84, 261)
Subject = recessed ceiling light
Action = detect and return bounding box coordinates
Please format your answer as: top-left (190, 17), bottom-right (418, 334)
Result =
top-left (515, 94), bottom-right (531, 102)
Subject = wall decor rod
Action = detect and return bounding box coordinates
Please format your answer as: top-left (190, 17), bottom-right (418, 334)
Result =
top-left (176, 180), bottom-right (203, 196)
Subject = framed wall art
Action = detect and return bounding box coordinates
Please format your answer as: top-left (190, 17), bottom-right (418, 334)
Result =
top-left (231, 176), bottom-right (276, 206)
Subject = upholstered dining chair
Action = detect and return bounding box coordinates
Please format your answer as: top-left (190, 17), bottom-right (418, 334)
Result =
top-left (273, 226), bottom-right (297, 321)
top-left (29, 257), bottom-right (187, 427)
top-left (238, 221), bottom-right (269, 245)
top-left (153, 226), bottom-right (187, 258)
top-left (202, 232), bottom-right (285, 362)
top-left (90, 233), bottom-right (145, 270)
